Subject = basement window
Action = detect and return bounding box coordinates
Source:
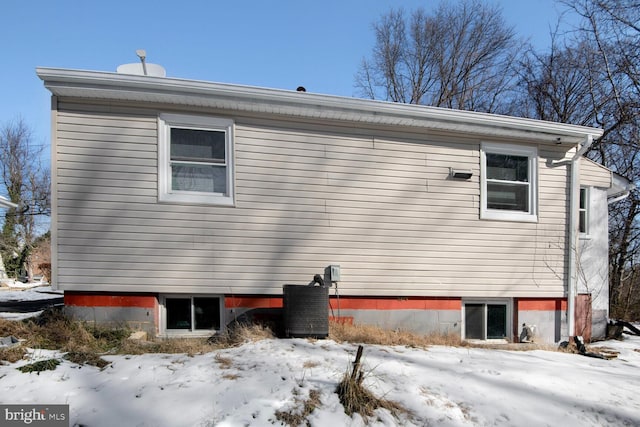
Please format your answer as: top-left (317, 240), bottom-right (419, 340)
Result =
top-left (161, 295), bottom-right (222, 336)
top-left (158, 113), bottom-right (234, 206)
top-left (463, 300), bottom-right (511, 340)
top-left (481, 143), bottom-right (537, 222)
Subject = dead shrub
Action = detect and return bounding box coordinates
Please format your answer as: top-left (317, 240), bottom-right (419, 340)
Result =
top-left (336, 345), bottom-right (408, 423)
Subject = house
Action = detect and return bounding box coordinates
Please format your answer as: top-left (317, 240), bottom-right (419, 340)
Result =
top-left (36, 66), bottom-right (629, 343)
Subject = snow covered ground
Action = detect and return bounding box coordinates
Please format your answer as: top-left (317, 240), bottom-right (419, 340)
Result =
top-left (0, 284), bottom-right (60, 302)
top-left (0, 288), bottom-right (639, 426)
top-left (0, 285), bottom-right (62, 321)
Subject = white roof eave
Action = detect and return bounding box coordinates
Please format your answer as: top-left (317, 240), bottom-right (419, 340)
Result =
top-left (609, 173), bottom-right (636, 196)
top-left (36, 67), bottom-right (604, 144)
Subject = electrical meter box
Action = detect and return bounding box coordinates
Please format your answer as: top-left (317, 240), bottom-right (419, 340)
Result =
top-left (329, 264), bottom-right (341, 282)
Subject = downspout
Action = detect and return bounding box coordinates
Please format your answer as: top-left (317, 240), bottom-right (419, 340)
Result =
top-left (608, 192), bottom-right (631, 204)
top-left (567, 134), bottom-right (594, 339)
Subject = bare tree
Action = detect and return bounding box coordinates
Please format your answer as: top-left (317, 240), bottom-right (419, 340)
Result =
top-left (0, 118), bottom-right (50, 280)
top-left (516, 39), bottom-right (600, 125)
top-left (355, 0), bottom-right (522, 113)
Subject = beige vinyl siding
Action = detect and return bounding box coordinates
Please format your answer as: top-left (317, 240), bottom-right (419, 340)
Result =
top-left (54, 101), bottom-right (570, 297)
top-left (580, 157), bottom-right (612, 188)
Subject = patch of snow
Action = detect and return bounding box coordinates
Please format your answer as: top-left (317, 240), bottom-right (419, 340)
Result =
top-left (0, 334), bottom-right (638, 426)
top-left (0, 286), bottom-right (62, 320)
top-left (0, 311), bottom-right (43, 321)
top-left (0, 279), bottom-right (49, 290)
top-left (0, 285), bottom-right (62, 303)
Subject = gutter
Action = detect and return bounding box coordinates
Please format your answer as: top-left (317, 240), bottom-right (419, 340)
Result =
top-left (608, 174), bottom-right (635, 205)
top-left (608, 192), bottom-right (631, 204)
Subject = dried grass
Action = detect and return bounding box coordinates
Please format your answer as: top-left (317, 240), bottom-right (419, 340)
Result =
top-left (118, 337), bottom-right (214, 356)
top-left (0, 345), bottom-right (27, 363)
top-left (64, 351), bottom-right (110, 369)
top-left (214, 354), bottom-right (233, 369)
top-left (329, 320), bottom-right (461, 348)
top-left (461, 341), bottom-right (559, 351)
top-left (210, 322), bottom-right (275, 347)
top-left (0, 308), bottom-right (128, 356)
top-left (274, 388), bottom-right (322, 426)
top-left (0, 310), bottom-right (275, 364)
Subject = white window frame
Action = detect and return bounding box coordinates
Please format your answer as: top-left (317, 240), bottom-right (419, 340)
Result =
top-left (160, 294), bottom-right (224, 337)
top-left (158, 113), bottom-right (235, 206)
top-left (462, 299), bottom-right (512, 341)
top-left (579, 186), bottom-right (590, 238)
top-left (480, 142), bottom-right (538, 222)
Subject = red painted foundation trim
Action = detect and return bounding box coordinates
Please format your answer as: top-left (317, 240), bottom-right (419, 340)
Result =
top-left (225, 296), bottom-right (283, 309)
top-left (330, 316), bottom-right (354, 324)
top-left (225, 295), bottom-right (461, 311)
top-left (517, 298), bottom-right (567, 311)
top-left (333, 297), bottom-right (461, 310)
top-left (65, 292), bottom-right (157, 309)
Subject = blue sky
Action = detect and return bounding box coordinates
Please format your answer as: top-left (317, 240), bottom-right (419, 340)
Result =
top-left (2, 0), bottom-right (569, 149)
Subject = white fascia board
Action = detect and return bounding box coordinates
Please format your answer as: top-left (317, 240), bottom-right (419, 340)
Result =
top-left (36, 67), bottom-right (604, 144)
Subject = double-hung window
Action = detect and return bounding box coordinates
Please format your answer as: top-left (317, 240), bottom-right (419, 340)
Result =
top-left (481, 143), bottom-right (537, 222)
top-left (158, 114), bottom-right (234, 205)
